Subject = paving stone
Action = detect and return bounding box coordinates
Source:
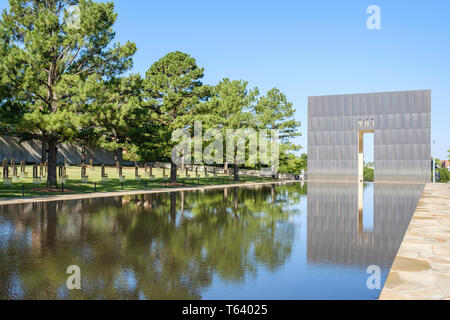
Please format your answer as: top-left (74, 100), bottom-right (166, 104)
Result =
top-left (380, 183), bottom-right (450, 300)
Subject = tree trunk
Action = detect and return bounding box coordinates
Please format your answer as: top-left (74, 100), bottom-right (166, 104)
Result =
top-left (233, 162), bottom-right (239, 181)
top-left (81, 144), bottom-right (86, 165)
top-left (181, 153), bottom-right (185, 170)
top-left (41, 141), bottom-right (47, 164)
top-left (233, 147), bottom-right (239, 181)
top-left (233, 146), bottom-right (239, 181)
top-left (114, 148), bottom-right (123, 166)
top-left (170, 162), bottom-right (177, 183)
top-left (47, 140), bottom-right (58, 187)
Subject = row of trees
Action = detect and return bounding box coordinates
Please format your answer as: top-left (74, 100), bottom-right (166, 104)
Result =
top-left (0, 0), bottom-right (302, 187)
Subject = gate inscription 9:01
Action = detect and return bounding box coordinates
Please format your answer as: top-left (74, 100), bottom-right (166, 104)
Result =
top-left (358, 119), bottom-right (375, 127)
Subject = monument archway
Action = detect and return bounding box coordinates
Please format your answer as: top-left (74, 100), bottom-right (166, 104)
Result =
top-left (308, 90), bottom-right (431, 183)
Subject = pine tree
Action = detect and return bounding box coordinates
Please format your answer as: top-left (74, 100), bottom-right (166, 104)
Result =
top-left (198, 80), bottom-right (300, 180)
top-left (86, 74), bottom-right (145, 166)
top-left (0, 0), bottom-right (136, 186)
top-left (255, 88), bottom-right (302, 175)
top-left (198, 78), bottom-right (258, 180)
top-left (141, 51), bottom-right (208, 182)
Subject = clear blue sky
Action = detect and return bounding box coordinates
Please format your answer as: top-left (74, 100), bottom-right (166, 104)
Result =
top-left (1, 0), bottom-right (449, 159)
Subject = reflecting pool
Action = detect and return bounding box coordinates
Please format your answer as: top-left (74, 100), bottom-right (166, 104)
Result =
top-left (0, 182), bottom-right (424, 300)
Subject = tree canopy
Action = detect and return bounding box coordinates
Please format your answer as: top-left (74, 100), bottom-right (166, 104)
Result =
top-left (140, 51), bottom-right (209, 181)
top-left (0, 1), bottom-right (302, 184)
top-left (0, 0), bottom-right (136, 185)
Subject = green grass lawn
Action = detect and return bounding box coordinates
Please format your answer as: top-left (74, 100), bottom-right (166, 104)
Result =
top-left (0, 165), bottom-right (276, 199)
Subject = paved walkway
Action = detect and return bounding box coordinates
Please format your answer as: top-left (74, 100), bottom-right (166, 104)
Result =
top-left (0, 180), bottom-right (298, 206)
top-left (380, 183), bottom-right (450, 300)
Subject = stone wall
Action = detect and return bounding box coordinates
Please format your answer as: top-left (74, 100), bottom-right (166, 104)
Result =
top-left (0, 136), bottom-right (116, 165)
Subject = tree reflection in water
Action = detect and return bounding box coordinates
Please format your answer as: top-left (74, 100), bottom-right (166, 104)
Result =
top-left (0, 183), bottom-right (305, 299)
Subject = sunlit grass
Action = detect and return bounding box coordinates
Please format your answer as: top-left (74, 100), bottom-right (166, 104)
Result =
top-left (0, 165), bottom-right (276, 199)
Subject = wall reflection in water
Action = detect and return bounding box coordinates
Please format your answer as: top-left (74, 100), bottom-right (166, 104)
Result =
top-left (307, 182), bottom-right (424, 268)
top-left (0, 182), bottom-right (423, 300)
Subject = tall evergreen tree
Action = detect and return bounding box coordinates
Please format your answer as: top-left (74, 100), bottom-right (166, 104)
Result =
top-left (141, 51), bottom-right (208, 182)
top-left (0, 0), bottom-right (136, 186)
top-left (198, 80), bottom-right (300, 180)
top-left (86, 74), bottom-right (145, 166)
top-left (255, 88), bottom-right (301, 174)
top-left (198, 78), bottom-right (258, 180)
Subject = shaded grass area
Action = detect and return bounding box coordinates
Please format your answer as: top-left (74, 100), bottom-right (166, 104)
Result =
top-left (0, 165), bottom-right (277, 199)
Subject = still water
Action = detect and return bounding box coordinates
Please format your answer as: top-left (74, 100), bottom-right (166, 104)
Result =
top-left (0, 182), bottom-right (423, 300)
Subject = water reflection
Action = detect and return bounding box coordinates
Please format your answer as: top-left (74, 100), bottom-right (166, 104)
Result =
top-left (0, 182), bottom-right (423, 300)
top-left (0, 184), bottom-right (305, 300)
top-left (307, 182), bottom-right (424, 267)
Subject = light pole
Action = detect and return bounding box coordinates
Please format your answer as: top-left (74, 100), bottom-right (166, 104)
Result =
top-left (432, 140), bottom-right (436, 183)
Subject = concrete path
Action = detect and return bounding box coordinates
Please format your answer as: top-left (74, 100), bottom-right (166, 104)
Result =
top-left (380, 183), bottom-right (450, 300)
top-left (0, 180), bottom-right (298, 206)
